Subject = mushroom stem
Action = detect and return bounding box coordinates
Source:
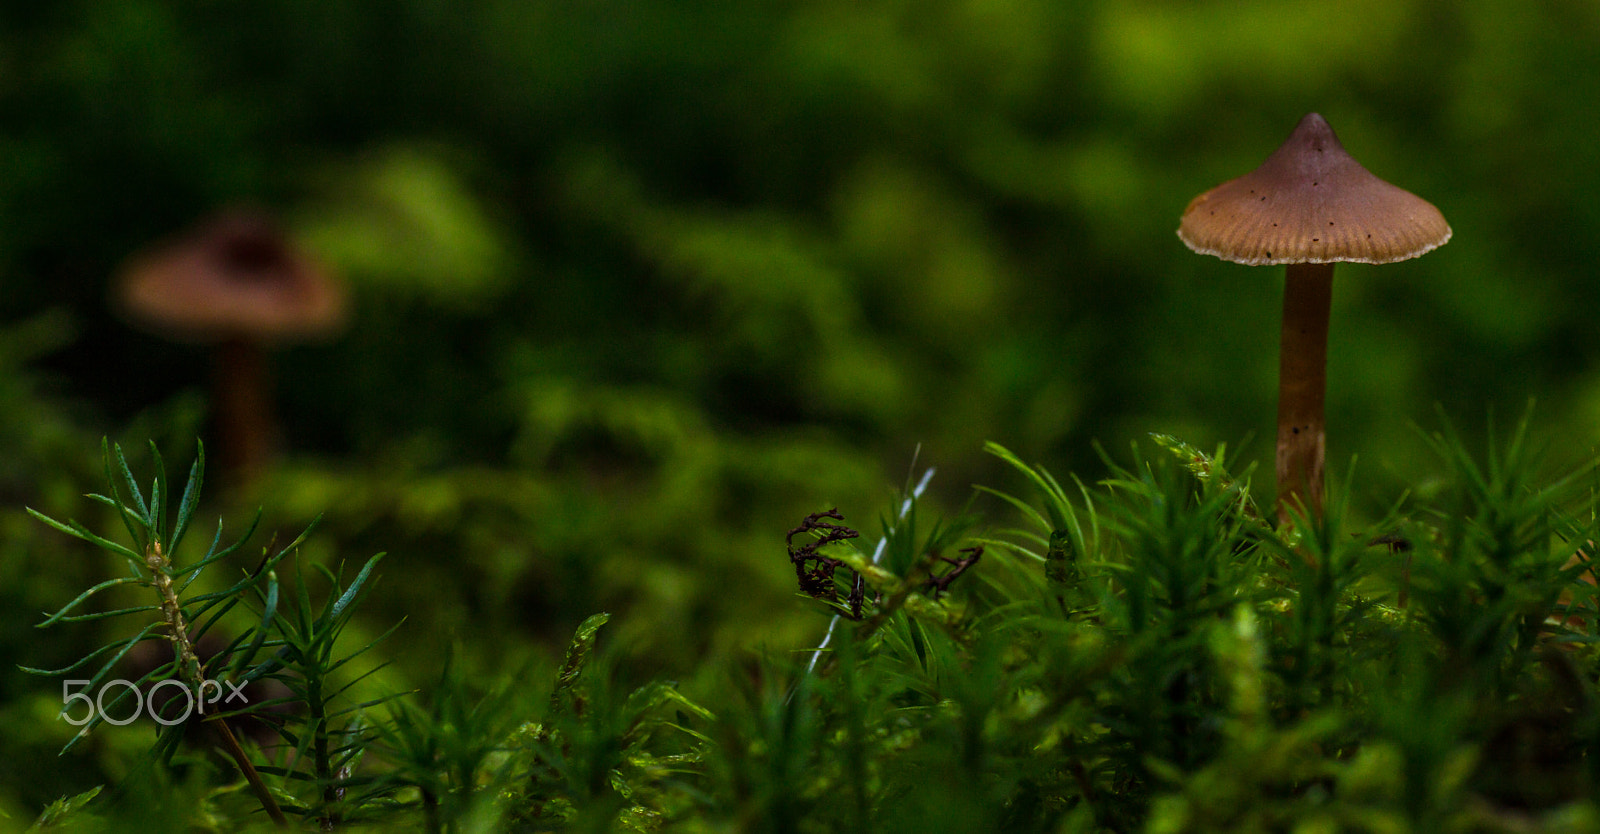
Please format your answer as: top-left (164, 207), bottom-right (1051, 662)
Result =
top-left (214, 336), bottom-right (274, 490)
top-left (1276, 261), bottom-right (1333, 528)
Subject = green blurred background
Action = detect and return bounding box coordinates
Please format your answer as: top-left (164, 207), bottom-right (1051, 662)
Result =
top-left (2, 0), bottom-right (1598, 815)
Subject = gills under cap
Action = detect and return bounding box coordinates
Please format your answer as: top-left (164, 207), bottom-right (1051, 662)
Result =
top-left (1178, 113), bottom-right (1451, 266)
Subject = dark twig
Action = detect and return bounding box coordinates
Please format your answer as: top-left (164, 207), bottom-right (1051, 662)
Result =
top-left (787, 509), bottom-right (861, 608)
top-left (924, 546), bottom-right (983, 598)
top-left (1367, 532), bottom-right (1413, 608)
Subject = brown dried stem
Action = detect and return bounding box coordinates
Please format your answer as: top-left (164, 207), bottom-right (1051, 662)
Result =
top-left (1276, 262), bottom-right (1333, 531)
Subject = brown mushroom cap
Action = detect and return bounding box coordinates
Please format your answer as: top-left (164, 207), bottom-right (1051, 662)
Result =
top-left (116, 210), bottom-right (348, 344)
top-left (1178, 113), bottom-right (1451, 266)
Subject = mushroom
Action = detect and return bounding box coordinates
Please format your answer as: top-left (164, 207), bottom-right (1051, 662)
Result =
top-left (1178, 113), bottom-right (1450, 527)
top-left (115, 210), bottom-right (348, 489)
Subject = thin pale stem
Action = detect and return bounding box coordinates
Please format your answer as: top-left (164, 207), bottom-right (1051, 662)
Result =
top-left (147, 540), bottom-right (204, 696)
top-left (149, 538), bottom-right (286, 825)
top-left (1276, 262), bottom-right (1333, 531)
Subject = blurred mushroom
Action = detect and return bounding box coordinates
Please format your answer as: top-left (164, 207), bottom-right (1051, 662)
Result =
top-left (1179, 114), bottom-right (1450, 528)
top-left (115, 210), bottom-right (347, 488)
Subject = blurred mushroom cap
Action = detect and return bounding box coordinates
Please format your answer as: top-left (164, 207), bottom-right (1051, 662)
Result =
top-left (1179, 114), bottom-right (1451, 266)
top-left (116, 210), bottom-right (348, 344)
